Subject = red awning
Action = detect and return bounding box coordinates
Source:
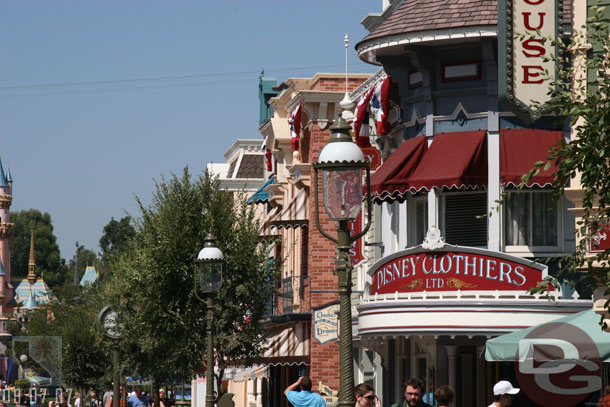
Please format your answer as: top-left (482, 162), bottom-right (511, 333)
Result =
top-left (407, 130), bottom-right (487, 191)
top-left (369, 136), bottom-right (428, 203)
top-left (500, 129), bottom-right (563, 187)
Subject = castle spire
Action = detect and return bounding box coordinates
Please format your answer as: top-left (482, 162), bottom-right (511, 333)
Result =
top-left (0, 158), bottom-right (7, 187)
top-left (27, 229), bottom-right (37, 286)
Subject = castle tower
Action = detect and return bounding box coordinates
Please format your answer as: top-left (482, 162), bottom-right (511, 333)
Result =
top-left (0, 159), bottom-right (14, 341)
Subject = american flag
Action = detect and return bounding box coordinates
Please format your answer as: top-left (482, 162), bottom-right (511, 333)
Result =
top-left (288, 103), bottom-right (302, 150)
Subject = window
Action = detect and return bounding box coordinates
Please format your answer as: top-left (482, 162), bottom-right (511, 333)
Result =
top-left (504, 190), bottom-right (558, 249)
top-left (442, 192), bottom-right (487, 246)
top-left (409, 196), bottom-right (428, 246)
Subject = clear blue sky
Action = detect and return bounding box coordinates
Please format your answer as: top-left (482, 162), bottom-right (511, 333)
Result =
top-left (0, 1), bottom-right (380, 261)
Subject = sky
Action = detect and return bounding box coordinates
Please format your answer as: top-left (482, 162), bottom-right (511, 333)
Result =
top-left (0, 1), bottom-right (381, 261)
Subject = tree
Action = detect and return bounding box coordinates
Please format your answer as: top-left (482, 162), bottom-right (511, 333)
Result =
top-left (22, 284), bottom-right (109, 392)
top-left (104, 168), bottom-right (275, 401)
top-left (524, 6), bottom-right (610, 294)
top-left (10, 209), bottom-right (68, 287)
top-left (99, 217), bottom-right (136, 255)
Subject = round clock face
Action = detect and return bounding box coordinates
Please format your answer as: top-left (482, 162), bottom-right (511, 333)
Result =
top-left (98, 307), bottom-right (120, 340)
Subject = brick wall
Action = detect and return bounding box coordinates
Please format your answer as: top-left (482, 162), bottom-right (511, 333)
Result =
top-left (307, 123), bottom-right (341, 391)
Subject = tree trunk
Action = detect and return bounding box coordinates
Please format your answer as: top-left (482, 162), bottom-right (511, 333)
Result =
top-left (153, 376), bottom-right (160, 407)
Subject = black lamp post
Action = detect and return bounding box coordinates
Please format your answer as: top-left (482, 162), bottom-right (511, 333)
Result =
top-left (194, 233), bottom-right (224, 407)
top-left (313, 114), bottom-right (372, 407)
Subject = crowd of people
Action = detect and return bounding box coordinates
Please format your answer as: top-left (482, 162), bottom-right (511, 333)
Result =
top-left (283, 376), bottom-right (523, 407)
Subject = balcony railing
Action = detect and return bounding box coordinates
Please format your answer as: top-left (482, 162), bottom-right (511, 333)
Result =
top-left (267, 275), bottom-right (311, 316)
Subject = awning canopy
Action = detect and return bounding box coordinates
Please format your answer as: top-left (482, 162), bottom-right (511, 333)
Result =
top-left (248, 177), bottom-right (274, 204)
top-left (270, 189), bottom-right (309, 229)
top-left (223, 364), bottom-right (268, 382)
top-left (500, 129), bottom-right (563, 187)
top-left (407, 130), bottom-right (487, 192)
top-left (369, 136), bottom-right (428, 203)
top-left (485, 310), bottom-right (610, 362)
top-left (257, 322), bottom-right (310, 365)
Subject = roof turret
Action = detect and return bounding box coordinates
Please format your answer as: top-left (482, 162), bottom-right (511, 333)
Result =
top-left (0, 158), bottom-right (7, 187)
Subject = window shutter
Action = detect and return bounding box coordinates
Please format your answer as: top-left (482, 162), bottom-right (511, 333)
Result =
top-left (444, 193), bottom-right (487, 246)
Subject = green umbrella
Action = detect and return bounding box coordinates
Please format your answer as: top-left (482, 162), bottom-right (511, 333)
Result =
top-left (485, 309), bottom-right (610, 362)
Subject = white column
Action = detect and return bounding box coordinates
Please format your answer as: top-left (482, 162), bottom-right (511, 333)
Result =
top-left (487, 130), bottom-right (501, 251)
top-left (445, 345), bottom-right (458, 394)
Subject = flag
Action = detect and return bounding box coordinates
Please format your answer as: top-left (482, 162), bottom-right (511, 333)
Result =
top-left (370, 75), bottom-right (391, 135)
top-left (353, 88), bottom-right (373, 148)
top-left (288, 103), bottom-right (302, 150)
top-left (262, 136), bottom-right (272, 171)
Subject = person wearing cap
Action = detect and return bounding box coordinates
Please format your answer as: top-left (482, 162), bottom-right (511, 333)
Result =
top-left (488, 380), bottom-right (519, 407)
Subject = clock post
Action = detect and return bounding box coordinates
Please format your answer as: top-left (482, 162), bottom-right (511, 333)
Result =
top-left (97, 306), bottom-right (121, 407)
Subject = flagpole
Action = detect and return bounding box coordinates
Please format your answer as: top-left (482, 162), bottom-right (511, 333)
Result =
top-left (340, 34), bottom-right (354, 112)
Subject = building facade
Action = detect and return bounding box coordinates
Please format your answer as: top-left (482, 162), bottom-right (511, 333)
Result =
top-left (350, 0), bottom-right (594, 405)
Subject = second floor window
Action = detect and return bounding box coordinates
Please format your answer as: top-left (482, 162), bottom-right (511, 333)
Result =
top-left (504, 190), bottom-right (558, 249)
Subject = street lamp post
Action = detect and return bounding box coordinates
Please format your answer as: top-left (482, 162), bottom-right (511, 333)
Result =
top-left (313, 115), bottom-right (372, 407)
top-left (194, 234), bottom-right (224, 407)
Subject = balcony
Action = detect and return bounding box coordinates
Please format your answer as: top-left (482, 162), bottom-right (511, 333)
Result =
top-left (266, 275), bottom-right (311, 322)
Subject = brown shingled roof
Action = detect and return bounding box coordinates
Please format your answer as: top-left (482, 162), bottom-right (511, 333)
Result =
top-left (235, 154), bottom-right (264, 179)
top-left (358, 0), bottom-right (572, 47)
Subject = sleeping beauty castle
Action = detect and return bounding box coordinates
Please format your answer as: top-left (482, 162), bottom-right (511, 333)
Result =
top-left (0, 158), bottom-right (15, 344)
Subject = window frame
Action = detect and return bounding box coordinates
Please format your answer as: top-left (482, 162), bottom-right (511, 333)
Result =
top-left (502, 188), bottom-right (563, 255)
top-left (408, 194), bottom-right (429, 248)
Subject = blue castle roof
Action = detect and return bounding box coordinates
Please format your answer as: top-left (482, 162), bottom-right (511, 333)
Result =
top-left (10, 279), bottom-right (58, 309)
top-left (80, 266), bottom-right (98, 286)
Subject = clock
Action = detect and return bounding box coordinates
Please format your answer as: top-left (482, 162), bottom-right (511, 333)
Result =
top-left (97, 306), bottom-right (121, 340)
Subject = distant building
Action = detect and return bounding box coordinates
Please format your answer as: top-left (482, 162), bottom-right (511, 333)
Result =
top-left (79, 265), bottom-right (98, 287)
top-left (0, 158), bottom-right (15, 342)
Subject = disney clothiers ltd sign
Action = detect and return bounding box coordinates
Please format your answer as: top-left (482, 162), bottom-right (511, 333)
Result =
top-left (368, 246), bottom-right (548, 295)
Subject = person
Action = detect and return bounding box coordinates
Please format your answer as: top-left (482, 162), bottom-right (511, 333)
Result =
top-left (354, 383), bottom-right (381, 407)
top-left (392, 378), bottom-right (432, 407)
top-left (48, 401), bottom-right (56, 407)
top-left (433, 385), bottom-right (453, 407)
top-left (600, 384), bottom-right (610, 407)
top-left (59, 393), bottom-right (72, 407)
top-left (103, 387), bottom-right (113, 407)
top-left (107, 386), bottom-right (126, 407)
top-left (32, 396), bottom-right (45, 407)
top-left (284, 376), bottom-right (327, 407)
top-left (90, 390), bottom-right (100, 407)
top-left (153, 389), bottom-right (170, 407)
top-left (127, 387), bottom-right (150, 407)
top-left (488, 380), bottom-right (519, 407)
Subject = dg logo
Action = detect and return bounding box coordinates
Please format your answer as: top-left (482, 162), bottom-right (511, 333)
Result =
top-left (515, 322), bottom-right (601, 406)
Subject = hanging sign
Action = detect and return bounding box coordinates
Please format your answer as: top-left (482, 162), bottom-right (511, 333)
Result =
top-left (368, 247), bottom-right (549, 294)
top-left (348, 212), bottom-right (364, 266)
top-left (361, 147), bottom-right (381, 171)
top-left (313, 303), bottom-right (339, 344)
top-left (590, 223), bottom-right (610, 253)
top-left (498, 0), bottom-right (561, 123)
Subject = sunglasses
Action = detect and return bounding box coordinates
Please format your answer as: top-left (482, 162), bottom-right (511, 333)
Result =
top-left (365, 396), bottom-right (376, 401)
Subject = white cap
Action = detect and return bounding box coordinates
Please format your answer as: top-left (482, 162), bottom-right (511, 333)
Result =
top-left (493, 381), bottom-right (520, 396)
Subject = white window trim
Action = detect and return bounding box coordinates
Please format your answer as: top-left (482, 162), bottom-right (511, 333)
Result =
top-left (501, 189), bottom-right (563, 256)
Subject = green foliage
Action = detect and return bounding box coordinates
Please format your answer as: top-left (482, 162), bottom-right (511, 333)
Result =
top-left (523, 6), bottom-right (610, 293)
top-left (99, 217), bottom-right (136, 255)
top-left (10, 209), bottom-right (68, 287)
top-left (104, 168), bottom-right (275, 387)
top-left (22, 285), bottom-right (109, 391)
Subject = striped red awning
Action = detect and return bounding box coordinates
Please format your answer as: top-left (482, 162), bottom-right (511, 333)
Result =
top-left (369, 136), bottom-right (428, 203)
top-left (407, 130), bottom-right (487, 191)
top-left (500, 129), bottom-right (563, 187)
